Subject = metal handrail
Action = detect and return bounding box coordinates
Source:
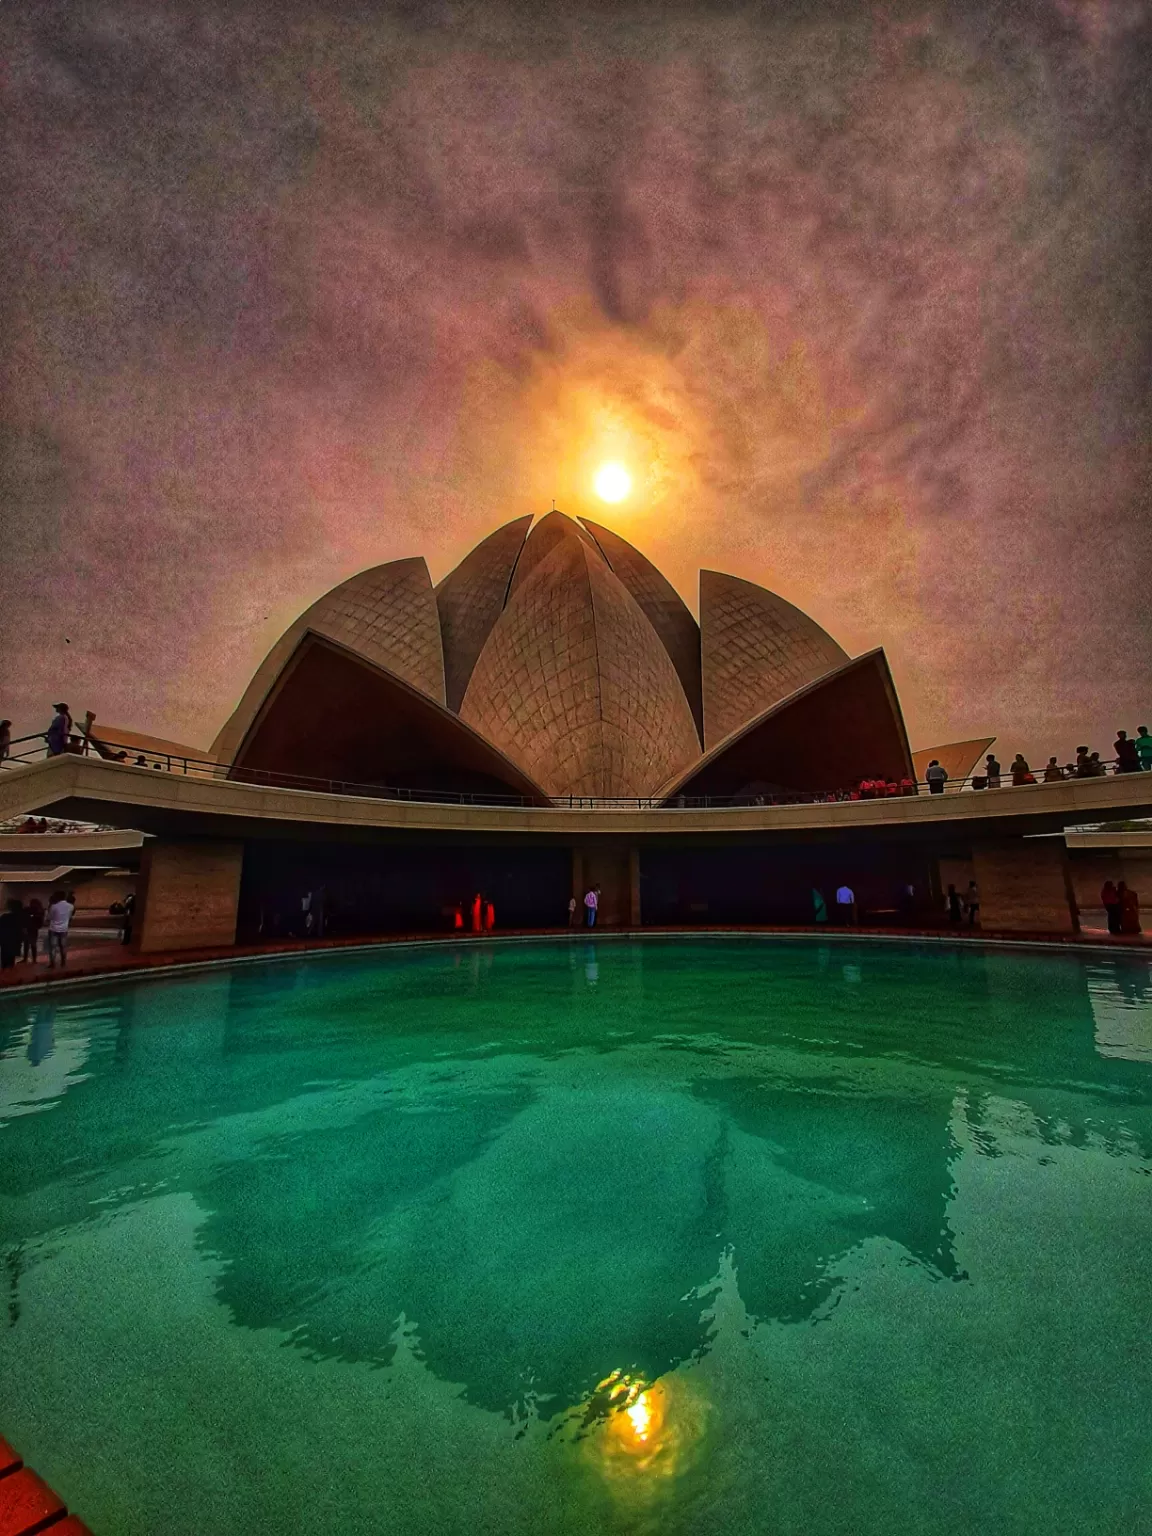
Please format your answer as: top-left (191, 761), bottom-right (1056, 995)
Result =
top-left (3, 728), bottom-right (1146, 811)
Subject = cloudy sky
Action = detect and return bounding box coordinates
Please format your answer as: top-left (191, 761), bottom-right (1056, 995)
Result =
top-left (2, 0), bottom-right (1150, 761)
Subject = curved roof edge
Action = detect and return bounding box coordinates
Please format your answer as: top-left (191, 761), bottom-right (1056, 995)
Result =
top-left (652, 649), bottom-right (913, 803)
top-left (699, 568), bottom-right (849, 748)
top-left (230, 629), bottom-right (554, 807)
top-left (212, 556), bottom-right (444, 767)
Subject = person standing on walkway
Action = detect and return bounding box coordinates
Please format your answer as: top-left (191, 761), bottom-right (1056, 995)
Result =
top-left (584, 887), bottom-right (599, 927)
top-left (1117, 881), bottom-right (1142, 935)
top-left (484, 898), bottom-right (495, 932)
top-left (835, 883), bottom-right (856, 924)
top-left (568, 894), bottom-right (578, 928)
top-left (121, 891), bottom-right (136, 946)
top-left (470, 892), bottom-right (483, 934)
top-left (0, 900), bottom-right (22, 969)
top-left (22, 897), bottom-right (43, 962)
top-left (1043, 757), bottom-right (1064, 782)
top-left (1136, 726), bottom-right (1152, 771)
top-left (46, 704), bottom-right (72, 757)
top-left (1010, 754), bottom-right (1035, 785)
top-left (46, 889), bottom-right (74, 967)
top-left (925, 760), bottom-right (947, 794)
top-left (964, 881), bottom-right (980, 926)
top-left (946, 884), bottom-right (963, 923)
top-left (812, 888), bottom-right (828, 924)
top-left (985, 754), bottom-right (1002, 788)
top-left (0, 720), bottom-right (10, 764)
top-left (1115, 731), bottom-right (1141, 773)
top-left (1101, 881), bottom-right (1121, 934)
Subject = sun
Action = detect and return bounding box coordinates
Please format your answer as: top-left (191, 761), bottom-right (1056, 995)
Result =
top-left (593, 461), bottom-right (632, 503)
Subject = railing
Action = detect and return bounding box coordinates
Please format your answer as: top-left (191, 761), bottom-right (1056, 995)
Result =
top-left (3, 726), bottom-right (1148, 811)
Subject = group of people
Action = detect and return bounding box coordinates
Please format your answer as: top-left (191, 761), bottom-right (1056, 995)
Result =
top-left (453, 893), bottom-right (496, 933)
top-left (980, 730), bottom-right (1152, 788)
top-left (945, 882), bottom-right (982, 925)
top-left (0, 890), bottom-right (75, 970)
top-left (1100, 881), bottom-right (1142, 936)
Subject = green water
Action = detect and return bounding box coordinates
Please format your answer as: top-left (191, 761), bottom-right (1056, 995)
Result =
top-left (1, 936), bottom-right (1151, 1534)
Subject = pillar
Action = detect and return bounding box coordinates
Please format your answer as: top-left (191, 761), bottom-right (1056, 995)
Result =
top-left (629, 847), bottom-right (642, 927)
top-left (577, 841), bottom-right (634, 927)
top-left (971, 839), bottom-right (1079, 934)
top-left (134, 839), bottom-right (244, 953)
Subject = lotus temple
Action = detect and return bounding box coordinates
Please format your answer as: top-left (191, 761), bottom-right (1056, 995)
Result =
top-left (4, 510), bottom-right (1152, 952)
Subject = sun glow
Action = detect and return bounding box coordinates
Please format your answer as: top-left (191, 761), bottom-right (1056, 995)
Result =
top-left (626, 1392), bottom-right (654, 1442)
top-left (594, 461), bottom-right (632, 503)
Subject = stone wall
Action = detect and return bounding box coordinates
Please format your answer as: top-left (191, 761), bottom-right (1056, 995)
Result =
top-left (971, 840), bottom-right (1078, 933)
top-left (135, 840), bottom-right (244, 953)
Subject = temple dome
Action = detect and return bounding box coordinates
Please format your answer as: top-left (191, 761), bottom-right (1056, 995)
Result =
top-left (207, 512), bottom-right (915, 807)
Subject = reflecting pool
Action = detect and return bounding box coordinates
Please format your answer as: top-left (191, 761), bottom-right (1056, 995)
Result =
top-left (1, 936), bottom-right (1151, 1534)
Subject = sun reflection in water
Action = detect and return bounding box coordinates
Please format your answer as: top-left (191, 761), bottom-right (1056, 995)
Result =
top-left (580, 1369), bottom-right (704, 1493)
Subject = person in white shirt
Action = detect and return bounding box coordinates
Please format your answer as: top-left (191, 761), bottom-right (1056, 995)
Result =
top-left (46, 889), bottom-right (74, 968)
top-left (835, 884), bottom-right (856, 924)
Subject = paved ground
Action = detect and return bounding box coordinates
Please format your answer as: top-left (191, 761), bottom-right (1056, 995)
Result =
top-left (0, 920), bottom-right (1148, 995)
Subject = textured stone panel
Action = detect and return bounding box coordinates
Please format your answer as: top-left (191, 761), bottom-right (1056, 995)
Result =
top-left (212, 557), bottom-right (445, 765)
top-left (580, 517), bottom-right (702, 744)
top-left (461, 535), bottom-right (699, 798)
top-left (700, 570), bottom-right (848, 748)
top-left (507, 509), bottom-right (604, 596)
top-left (435, 515), bottom-right (532, 712)
top-left (911, 737), bottom-right (996, 788)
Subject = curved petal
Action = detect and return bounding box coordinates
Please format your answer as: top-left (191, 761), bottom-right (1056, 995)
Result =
top-left (656, 649), bottom-right (913, 802)
top-left (579, 517), bottom-right (702, 744)
top-left (700, 570), bottom-right (848, 748)
top-left (230, 631), bottom-right (551, 804)
top-left (912, 737), bottom-right (997, 786)
top-left (435, 515), bottom-right (533, 712)
top-left (212, 557), bottom-right (445, 766)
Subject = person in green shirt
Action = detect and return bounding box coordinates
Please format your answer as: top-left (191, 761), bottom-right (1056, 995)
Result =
top-left (1136, 726), bottom-right (1152, 770)
top-left (812, 888), bottom-right (828, 924)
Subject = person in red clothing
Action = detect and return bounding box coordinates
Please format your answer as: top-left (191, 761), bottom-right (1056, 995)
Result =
top-left (484, 899), bottom-right (495, 931)
top-left (471, 892), bottom-right (482, 933)
top-left (1117, 881), bottom-right (1142, 935)
top-left (452, 904), bottom-right (464, 931)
